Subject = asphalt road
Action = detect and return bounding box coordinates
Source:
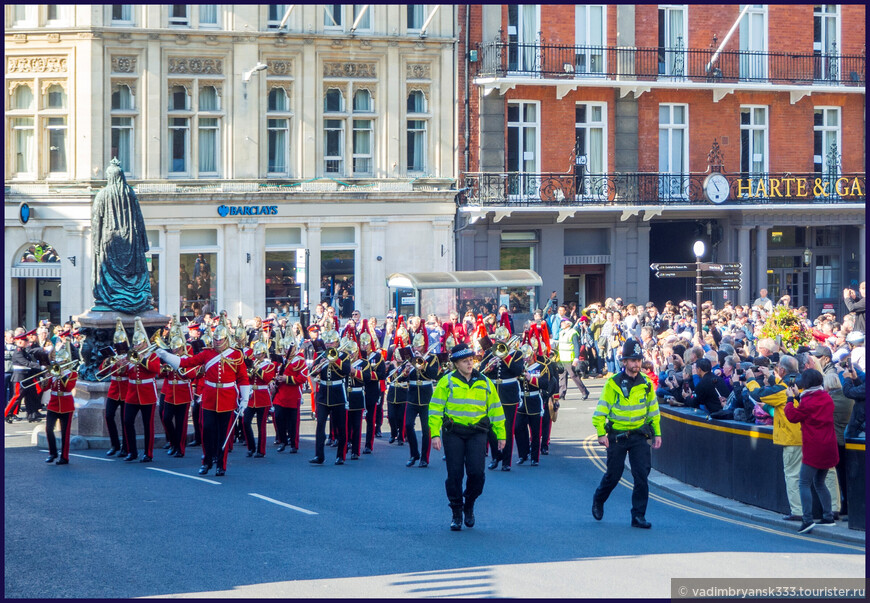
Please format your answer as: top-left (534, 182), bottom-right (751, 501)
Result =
top-left (4, 379), bottom-right (864, 598)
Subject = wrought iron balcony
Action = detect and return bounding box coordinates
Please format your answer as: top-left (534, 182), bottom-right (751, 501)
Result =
top-left (475, 41), bottom-right (865, 87)
top-left (458, 171), bottom-right (866, 207)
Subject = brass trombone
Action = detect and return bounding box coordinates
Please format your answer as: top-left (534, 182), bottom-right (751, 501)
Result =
top-left (129, 333), bottom-right (170, 364)
top-left (94, 353), bottom-right (128, 380)
top-left (310, 340), bottom-right (353, 374)
top-left (19, 360), bottom-right (79, 389)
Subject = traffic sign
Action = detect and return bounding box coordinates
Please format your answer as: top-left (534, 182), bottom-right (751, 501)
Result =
top-left (655, 271), bottom-right (697, 278)
top-left (702, 285), bottom-right (740, 291)
top-left (701, 276), bottom-right (742, 282)
top-left (650, 263), bottom-right (694, 271)
top-left (698, 262), bottom-right (742, 271)
top-left (655, 270), bottom-right (742, 279)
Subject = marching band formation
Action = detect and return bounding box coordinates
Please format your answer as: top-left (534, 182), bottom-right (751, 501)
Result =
top-left (32, 310), bottom-right (567, 476)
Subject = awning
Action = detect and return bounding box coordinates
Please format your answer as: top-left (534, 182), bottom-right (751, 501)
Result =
top-left (386, 269), bottom-right (542, 290)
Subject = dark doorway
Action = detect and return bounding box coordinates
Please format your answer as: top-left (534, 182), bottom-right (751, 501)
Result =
top-left (648, 221), bottom-right (712, 308)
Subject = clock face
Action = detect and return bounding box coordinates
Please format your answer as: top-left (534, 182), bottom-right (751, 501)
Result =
top-left (705, 174), bottom-right (729, 204)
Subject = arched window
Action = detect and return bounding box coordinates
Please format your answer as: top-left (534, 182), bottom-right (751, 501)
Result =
top-left (111, 84), bottom-right (134, 110)
top-left (324, 88), bottom-right (344, 113)
top-left (15, 241), bottom-right (61, 264)
top-left (46, 84), bottom-right (67, 109)
top-left (199, 85), bottom-right (219, 111)
top-left (407, 90), bottom-right (426, 114)
top-left (12, 85), bottom-right (34, 110)
top-left (169, 85), bottom-right (189, 111)
top-left (268, 87), bottom-right (288, 112)
top-left (352, 89), bottom-right (372, 112)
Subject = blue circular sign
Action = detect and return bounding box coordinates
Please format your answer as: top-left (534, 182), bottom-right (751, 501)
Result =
top-left (18, 202), bottom-right (31, 225)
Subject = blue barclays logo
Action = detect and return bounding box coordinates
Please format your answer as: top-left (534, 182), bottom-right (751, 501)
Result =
top-left (217, 205), bottom-right (278, 217)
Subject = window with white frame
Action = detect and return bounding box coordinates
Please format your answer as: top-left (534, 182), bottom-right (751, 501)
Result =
top-left (111, 83), bottom-right (136, 175)
top-left (324, 88), bottom-right (345, 175)
top-left (199, 5), bottom-right (219, 27)
top-left (406, 90), bottom-right (428, 174)
top-left (111, 5), bottom-right (133, 23)
top-left (267, 5), bottom-right (288, 28)
top-left (658, 103), bottom-right (688, 199)
top-left (169, 5), bottom-right (189, 27)
top-left (814, 5), bottom-right (840, 82)
top-left (44, 84), bottom-right (68, 175)
top-left (166, 82), bottom-right (223, 177)
top-left (574, 103), bottom-right (606, 197)
top-left (814, 107), bottom-right (841, 177)
top-left (9, 84), bottom-right (35, 177)
top-left (352, 89), bottom-right (374, 175)
top-left (739, 5), bottom-right (768, 80)
top-left (575, 5), bottom-right (606, 75)
top-left (407, 5), bottom-right (425, 31)
top-left (740, 106), bottom-right (768, 178)
top-left (168, 85), bottom-right (191, 174)
top-left (352, 5), bottom-right (371, 31)
top-left (11, 5), bottom-right (37, 27)
top-left (46, 5), bottom-right (63, 24)
top-left (324, 5), bottom-right (343, 29)
top-left (507, 101), bottom-right (540, 198)
top-left (658, 5), bottom-right (687, 77)
top-left (267, 87), bottom-right (292, 175)
top-left (197, 85), bottom-right (221, 175)
top-left (507, 5), bottom-right (539, 73)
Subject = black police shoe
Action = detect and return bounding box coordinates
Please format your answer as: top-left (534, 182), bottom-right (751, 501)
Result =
top-left (488, 460), bottom-right (499, 470)
top-left (351, 453), bottom-right (360, 460)
top-left (419, 460), bottom-right (428, 468)
top-left (501, 465), bottom-right (511, 471)
top-left (363, 447), bottom-right (372, 454)
top-left (375, 429), bottom-right (382, 438)
top-left (277, 444), bottom-right (287, 452)
top-left (254, 452), bottom-right (265, 458)
top-left (289, 447), bottom-right (298, 453)
top-left (167, 447), bottom-right (177, 456)
top-left (334, 458), bottom-right (344, 465)
top-left (123, 454), bottom-right (138, 462)
top-left (106, 447), bottom-right (119, 457)
top-left (325, 438), bottom-right (335, 447)
top-left (55, 458), bottom-right (69, 465)
top-left (397, 440), bottom-right (404, 446)
top-left (45, 455), bottom-right (58, 463)
top-left (406, 457), bottom-right (419, 467)
top-left (309, 457), bottom-right (325, 464)
top-left (530, 460), bottom-right (539, 466)
top-left (388, 436), bottom-right (396, 443)
top-left (463, 504), bottom-right (475, 528)
top-left (215, 468), bottom-right (226, 477)
top-left (198, 464), bottom-right (211, 475)
top-left (139, 456), bottom-right (152, 463)
top-left (631, 516), bottom-right (652, 529)
top-left (592, 500), bottom-right (603, 521)
top-left (517, 457), bottom-right (527, 465)
top-left (173, 451), bottom-right (184, 458)
top-left (450, 507), bottom-right (463, 531)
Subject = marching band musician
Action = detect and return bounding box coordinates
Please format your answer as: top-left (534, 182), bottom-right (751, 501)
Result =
top-left (514, 324), bottom-right (551, 467)
top-left (186, 322), bottom-right (206, 447)
top-left (123, 318), bottom-right (161, 463)
top-left (243, 338), bottom-right (276, 458)
top-left (159, 331), bottom-right (197, 458)
top-left (102, 318), bottom-right (130, 456)
top-left (343, 324), bottom-right (367, 460)
top-left (537, 319), bottom-right (559, 456)
top-left (156, 320), bottom-right (251, 477)
top-left (481, 314), bottom-right (524, 471)
top-left (8, 329), bottom-right (46, 423)
top-left (273, 334), bottom-right (307, 453)
top-left (359, 320), bottom-right (386, 454)
top-left (404, 323), bottom-right (441, 468)
top-left (386, 316), bottom-right (411, 445)
top-left (309, 318), bottom-right (351, 465)
top-left (43, 340), bottom-right (77, 465)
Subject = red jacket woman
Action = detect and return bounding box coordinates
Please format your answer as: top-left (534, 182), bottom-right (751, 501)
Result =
top-left (785, 385), bottom-right (839, 470)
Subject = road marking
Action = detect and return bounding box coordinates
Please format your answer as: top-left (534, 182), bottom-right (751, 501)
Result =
top-left (248, 493), bottom-right (318, 515)
top-left (580, 436), bottom-right (864, 552)
top-left (39, 449), bottom-right (117, 462)
top-left (147, 467), bottom-right (221, 485)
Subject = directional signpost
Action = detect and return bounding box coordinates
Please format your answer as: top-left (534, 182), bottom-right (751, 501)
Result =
top-left (651, 262), bottom-right (744, 305)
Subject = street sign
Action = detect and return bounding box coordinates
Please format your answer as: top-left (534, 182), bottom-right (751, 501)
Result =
top-left (655, 271), bottom-right (697, 278)
top-left (698, 262), bottom-right (742, 271)
top-left (650, 263), bottom-right (694, 271)
top-left (701, 276), bottom-right (742, 282)
top-left (655, 270), bottom-right (742, 279)
top-left (702, 285), bottom-right (740, 291)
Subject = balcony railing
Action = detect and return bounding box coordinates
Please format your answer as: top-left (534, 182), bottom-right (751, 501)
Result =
top-left (476, 42), bottom-right (865, 87)
top-left (459, 172), bottom-right (866, 207)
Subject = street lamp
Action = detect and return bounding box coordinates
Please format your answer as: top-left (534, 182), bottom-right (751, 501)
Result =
top-left (693, 240), bottom-right (705, 327)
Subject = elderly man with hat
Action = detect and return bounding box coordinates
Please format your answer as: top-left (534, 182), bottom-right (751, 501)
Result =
top-left (591, 338), bottom-right (662, 529)
top-left (430, 343), bottom-right (506, 531)
top-left (845, 331), bottom-right (865, 373)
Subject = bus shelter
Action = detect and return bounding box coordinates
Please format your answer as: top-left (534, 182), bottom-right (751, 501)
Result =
top-left (386, 269), bottom-right (543, 320)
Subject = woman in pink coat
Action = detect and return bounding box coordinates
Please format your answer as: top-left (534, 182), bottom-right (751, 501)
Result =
top-left (784, 369), bottom-right (838, 534)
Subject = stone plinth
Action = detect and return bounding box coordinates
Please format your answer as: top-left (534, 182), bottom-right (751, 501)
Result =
top-left (71, 379), bottom-right (166, 449)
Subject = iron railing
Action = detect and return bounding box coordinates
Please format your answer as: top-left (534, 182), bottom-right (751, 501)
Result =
top-left (476, 42), bottom-right (865, 86)
top-left (459, 172), bottom-right (866, 207)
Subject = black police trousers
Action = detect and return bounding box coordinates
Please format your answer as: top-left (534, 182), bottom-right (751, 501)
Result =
top-left (442, 427), bottom-right (487, 509)
top-left (593, 431), bottom-right (652, 519)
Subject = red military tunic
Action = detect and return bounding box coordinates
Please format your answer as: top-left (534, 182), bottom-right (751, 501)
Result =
top-left (249, 359), bottom-right (276, 409)
top-left (274, 354), bottom-right (308, 409)
top-left (101, 357), bottom-right (128, 401)
top-left (160, 348), bottom-right (197, 405)
top-left (46, 369), bottom-right (77, 414)
top-left (179, 348), bottom-right (249, 412)
top-left (124, 352), bottom-right (161, 405)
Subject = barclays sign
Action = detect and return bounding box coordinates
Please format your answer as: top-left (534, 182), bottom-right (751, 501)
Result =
top-left (217, 205), bottom-right (278, 217)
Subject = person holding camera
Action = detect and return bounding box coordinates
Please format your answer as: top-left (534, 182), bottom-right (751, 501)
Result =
top-left (784, 369), bottom-right (838, 534)
top-left (591, 339), bottom-right (661, 529)
top-left (839, 355), bottom-right (865, 440)
top-left (843, 282), bottom-right (865, 334)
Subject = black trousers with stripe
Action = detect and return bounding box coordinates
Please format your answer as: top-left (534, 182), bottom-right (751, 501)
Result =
top-left (124, 403), bottom-right (155, 459)
top-left (202, 408), bottom-right (234, 470)
top-left (161, 402), bottom-right (189, 454)
top-left (46, 410), bottom-right (72, 461)
top-left (105, 397), bottom-right (127, 453)
top-left (243, 406), bottom-right (268, 455)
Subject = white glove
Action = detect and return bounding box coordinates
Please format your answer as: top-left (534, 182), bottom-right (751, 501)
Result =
top-left (156, 349), bottom-right (181, 371)
top-left (239, 385), bottom-right (251, 409)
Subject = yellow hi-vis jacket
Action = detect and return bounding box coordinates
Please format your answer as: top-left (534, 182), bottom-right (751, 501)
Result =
top-left (429, 370), bottom-right (506, 440)
top-left (592, 371), bottom-right (661, 437)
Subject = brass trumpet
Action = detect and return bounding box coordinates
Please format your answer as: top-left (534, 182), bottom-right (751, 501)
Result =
top-left (129, 333), bottom-right (170, 364)
top-left (20, 360), bottom-right (79, 389)
top-left (94, 353), bottom-right (128, 380)
top-left (310, 340), bottom-right (353, 374)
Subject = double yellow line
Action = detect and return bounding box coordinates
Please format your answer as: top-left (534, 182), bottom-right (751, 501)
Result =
top-left (580, 435), bottom-right (864, 552)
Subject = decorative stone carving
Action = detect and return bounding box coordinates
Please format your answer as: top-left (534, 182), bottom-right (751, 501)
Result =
top-left (111, 56), bottom-right (137, 73)
top-left (167, 80), bottom-right (192, 96)
top-left (406, 63), bottom-right (431, 80)
top-left (360, 39), bottom-right (372, 49)
top-left (407, 85), bottom-right (430, 103)
top-left (199, 80), bottom-right (223, 97)
top-left (323, 62), bottom-right (376, 78)
top-left (111, 80), bottom-right (137, 96)
top-left (7, 56), bottom-right (68, 73)
top-left (149, 33), bottom-right (160, 40)
top-left (414, 41), bottom-right (426, 50)
top-left (268, 82), bottom-right (292, 98)
top-left (352, 84), bottom-right (375, 103)
top-left (388, 40), bottom-right (399, 47)
top-left (12, 33), bottom-right (27, 44)
top-left (205, 35), bottom-right (219, 45)
top-left (7, 81), bottom-right (32, 97)
top-left (41, 80), bottom-right (67, 95)
top-left (267, 60), bottom-right (293, 77)
top-left (47, 33), bottom-right (60, 43)
top-left (168, 57), bottom-right (223, 75)
top-left (175, 34), bottom-right (189, 45)
top-left (118, 32), bottom-right (133, 43)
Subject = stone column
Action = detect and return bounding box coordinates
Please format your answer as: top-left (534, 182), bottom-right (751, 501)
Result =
top-left (737, 226), bottom-right (751, 305)
top-left (756, 226), bottom-right (768, 296)
top-left (307, 222), bottom-right (322, 310)
top-left (636, 223), bottom-right (651, 303)
top-left (368, 219), bottom-right (388, 316)
top-left (164, 228), bottom-right (181, 316)
top-left (62, 224), bottom-right (85, 320)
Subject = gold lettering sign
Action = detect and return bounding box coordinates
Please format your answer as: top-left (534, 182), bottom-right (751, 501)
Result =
top-left (736, 177), bottom-right (865, 198)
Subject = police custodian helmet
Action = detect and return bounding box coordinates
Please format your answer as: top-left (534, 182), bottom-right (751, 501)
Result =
top-left (621, 339), bottom-right (644, 360)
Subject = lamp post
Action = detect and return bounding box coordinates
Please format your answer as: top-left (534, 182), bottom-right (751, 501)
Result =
top-left (693, 240), bottom-right (706, 329)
